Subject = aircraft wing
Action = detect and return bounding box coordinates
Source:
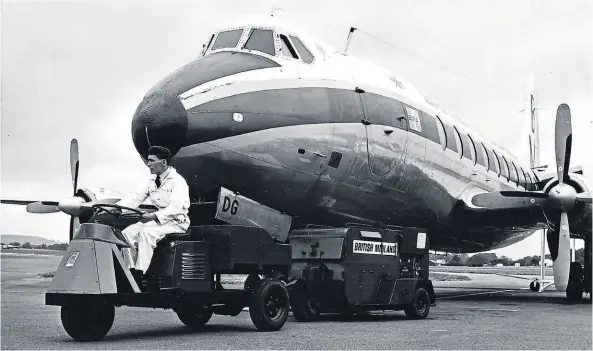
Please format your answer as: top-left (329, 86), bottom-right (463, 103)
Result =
top-left (457, 185), bottom-right (592, 237)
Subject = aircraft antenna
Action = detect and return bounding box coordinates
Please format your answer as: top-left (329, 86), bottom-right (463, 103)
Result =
top-left (270, 7), bottom-right (285, 17)
top-left (344, 27), bottom-right (357, 54)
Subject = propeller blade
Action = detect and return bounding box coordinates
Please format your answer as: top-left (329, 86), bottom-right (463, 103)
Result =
top-left (26, 202), bottom-right (60, 213)
top-left (471, 191), bottom-right (548, 210)
top-left (1, 199), bottom-right (43, 206)
top-left (553, 212), bottom-right (571, 292)
top-left (70, 139), bottom-right (79, 195)
top-left (575, 192), bottom-right (592, 203)
top-left (555, 104), bottom-right (572, 184)
top-left (69, 216), bottom-right (81, 241)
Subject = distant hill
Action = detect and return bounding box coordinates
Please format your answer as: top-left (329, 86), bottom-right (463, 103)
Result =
top-left (1, 235), bottom-right (62, 246)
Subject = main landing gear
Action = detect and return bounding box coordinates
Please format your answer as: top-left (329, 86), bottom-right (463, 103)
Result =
top-left (565, 237), bottom-right (591, 302)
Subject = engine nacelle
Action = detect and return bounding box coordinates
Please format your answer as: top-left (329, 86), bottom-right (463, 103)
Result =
top-left (542, 172), bottom-right (592, 238)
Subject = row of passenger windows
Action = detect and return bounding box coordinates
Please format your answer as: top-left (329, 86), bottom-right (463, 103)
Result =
top-left (334, 90), bottom-right (537, 189)
top-left (424, 111), bottom-right (536, 189)
top-left (205, 28), bottom-right (314, 63)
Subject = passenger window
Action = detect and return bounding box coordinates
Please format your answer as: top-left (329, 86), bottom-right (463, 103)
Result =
top-left (435, 116), bottom-right (447, 150)
top-left (459, 132), bottom-right (473, 161)
top-left (422, 112), bottom-right (440, 146)
top-left (453, 127), bottom-right (463, 159)
top-left (474, 140), bottom-right (487, 168)
top-left (289, 36), bottom-right (314, 63)
top-left (279, 34), bottom-right (298, 59)
top-left (443, 123), bottom-right (458, 153)
top-left (363, 93), bottom-right (406, 129)
top-left (404, 105), bottom-right (423, 135)
top-left (212, 29), bottom-right (243, 50)
top-left (335, 89), bottom-right (363, 123)
top-left (500, 155), bottom-right (511, 180)
top-left (509, 161), bottom-right (519, 185)
top-left (518, 167), bottom-right (527, 188)
top-left (491, 150), bottom-right (502, 176)
top-left (244, 29), bottom-right (275, 56)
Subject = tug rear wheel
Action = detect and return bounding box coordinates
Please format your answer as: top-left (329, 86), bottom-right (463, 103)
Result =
top-left (404, 287), bottom-right (430, 320)
top-left (60, 301), bottom-right (115, 342)
top-left (175, 305), bottom-right (213, 329)
top-left (249, 278), bottom-right (289, 331)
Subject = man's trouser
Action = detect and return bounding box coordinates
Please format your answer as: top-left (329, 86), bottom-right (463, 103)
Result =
top-left (121, 220), bottom-right (186, 274)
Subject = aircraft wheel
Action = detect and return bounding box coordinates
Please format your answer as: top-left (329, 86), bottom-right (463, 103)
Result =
top-left (249, 278), bottom-right (289, 331)
top-left (566, 280), bottom-right (583, 302)
top-left (60, 301), bottom-right (115, 342)
top-left (566, 262), bottom-right (584, 302)
top-left (529, 281), bottom-right (540, 292)
top-left (404, 287), bottom-right (431, 320)
top-left (290, 284), bottom-right (320, 322)
top-left (176, 305), bottom-right (213, 329)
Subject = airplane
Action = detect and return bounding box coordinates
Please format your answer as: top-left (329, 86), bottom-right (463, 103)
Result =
top-left (1, 14), bottom-right (591, 301)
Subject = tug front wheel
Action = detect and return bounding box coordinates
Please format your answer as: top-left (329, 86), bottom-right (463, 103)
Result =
top-left (60, 301), bottom-right (115, 342)
top-left (249, 278), bottom-right (289, 331)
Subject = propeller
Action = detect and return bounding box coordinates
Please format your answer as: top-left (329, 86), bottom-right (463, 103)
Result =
top-left (470, 103), bottom-right (592, 293)
top-left (0, 139), bottom-right (122, 242)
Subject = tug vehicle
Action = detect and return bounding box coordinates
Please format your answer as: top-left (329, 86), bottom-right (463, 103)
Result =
top-left (44, 198), bottom-right (291, 341)
top-left (287, 226), bottom-right (435, 321)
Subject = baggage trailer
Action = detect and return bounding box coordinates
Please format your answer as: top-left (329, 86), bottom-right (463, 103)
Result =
top-left (44, 202), bottom-right (292, 342)
top-left (287, 226), bottom-right (435, 321)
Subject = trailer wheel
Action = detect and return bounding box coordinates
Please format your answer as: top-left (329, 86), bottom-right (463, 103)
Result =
top-left (404, 287), bottom-right (430, 319)
top-left (60, 301), bottom-right (115, 342)
top-left (249, 278), bottom-right (289, 331)
top-left (290, 287), bottom-right (320, 322)
top-left (176, 306), bottom-right (213, 329)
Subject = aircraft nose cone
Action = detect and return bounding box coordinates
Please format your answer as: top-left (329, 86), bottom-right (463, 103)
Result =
top-left (131, 91), bottom-right (188, 159)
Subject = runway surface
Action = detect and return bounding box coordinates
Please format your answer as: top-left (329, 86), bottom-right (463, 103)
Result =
top-left (1, 252), bottom-right (591, 350)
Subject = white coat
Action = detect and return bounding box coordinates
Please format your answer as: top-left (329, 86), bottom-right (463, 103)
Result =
top-left (117, 166), bottom-right (191, 273)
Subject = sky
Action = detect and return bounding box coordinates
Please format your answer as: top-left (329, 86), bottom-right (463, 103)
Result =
top-left (1, 0), bottom-right (592, 259)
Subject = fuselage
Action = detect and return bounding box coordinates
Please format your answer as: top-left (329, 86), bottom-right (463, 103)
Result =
top-left (130, 16), bottom-right (551, 253)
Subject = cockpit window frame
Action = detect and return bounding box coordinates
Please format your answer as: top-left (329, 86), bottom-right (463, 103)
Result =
top-left (242, 27), bottom-right (277, 57)
top-left (210, 29), bottom-right (244, 51)
top-left (201, 25), bottom-right (317, 65)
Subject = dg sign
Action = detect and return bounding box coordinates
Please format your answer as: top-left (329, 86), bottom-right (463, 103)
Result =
top-left (214, 187), bottom-right (293, 242)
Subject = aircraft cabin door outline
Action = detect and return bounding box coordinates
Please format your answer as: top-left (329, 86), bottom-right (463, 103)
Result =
top-left (355, 88), bottom-right (409, 189)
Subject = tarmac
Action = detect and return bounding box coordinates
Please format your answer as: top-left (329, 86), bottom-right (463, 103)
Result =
top-left (1, 252), bottom-right (591, 350)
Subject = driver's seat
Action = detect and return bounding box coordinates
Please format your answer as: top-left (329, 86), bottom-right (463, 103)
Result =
top-left (140, 228), bottom-right (193, 290)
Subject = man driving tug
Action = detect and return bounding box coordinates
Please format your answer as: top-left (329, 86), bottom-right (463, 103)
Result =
top-left (116, 146), bottom-right (191, 282)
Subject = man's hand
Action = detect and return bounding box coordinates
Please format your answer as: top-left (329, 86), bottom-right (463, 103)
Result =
top-left (140, 212), bottom-right (157, 223)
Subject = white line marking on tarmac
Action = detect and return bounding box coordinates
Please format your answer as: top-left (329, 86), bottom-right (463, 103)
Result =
top-left (435, 289), bottom-right (518, 299)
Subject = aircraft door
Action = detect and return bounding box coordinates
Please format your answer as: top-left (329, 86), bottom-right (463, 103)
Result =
top-left (358, 90), bottom-right (409, 187)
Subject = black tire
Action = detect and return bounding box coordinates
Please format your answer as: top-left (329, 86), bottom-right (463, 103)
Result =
top-left (404, 287), bottom-right (431, 319)
top-left (249, 278), bottom-right (289, 331)
top-left (566, 262), bottom-right (584, 302)
top-left (290, 286), bottom-right (320, 322)
top-left (566, 280), bottom-right (583, 302)
top-left (60, 301), bottom-right (115, 342)
top-left (529, 281), bottom-right (541, 292)
top-left (176, 306), bottom-right (213, 329)
top-left (244, 274), bottom-right (261, 291)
